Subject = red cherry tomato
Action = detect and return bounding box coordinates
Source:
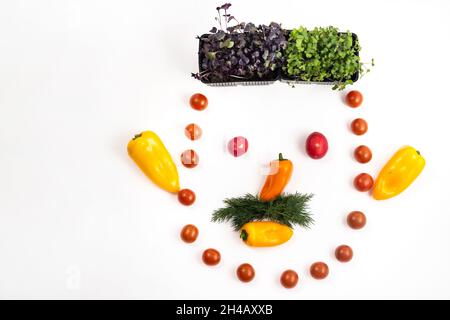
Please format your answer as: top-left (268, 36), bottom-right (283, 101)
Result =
top-left (353, 173), bottom-right (373, 192)
top-left (236, 263), bottom-right (255, 283)
top-left (178, 189), bottom-right (196, 206)
top-left (347, 211), bottom-right (366, 229)
top-left (190, 93), bottom-right (208, 111)
top-left (180, 224), bottom-right (199, 243)
top-left (346, 90), bottom-right (363, 108)
top-left (335, 245), bottom-right (353, 262)
top-left (354, 145), bottom-right (372, 163)
top-left (306, 132), bottom-right (328, 159)
top-left (351, 118), bottom-right (368, 135)
top-left (185, 123), bottom-right (202, 140)
top-left (228, 136), bottom-right (248, 157)
top-left (310, 262), bottom-right (329, 280)
top-left (202, 248), bottom-right (221, 266)
top-left (180, 149), bottom-right (199, 168)
top-left (280, 270), bottom-right (299, 289)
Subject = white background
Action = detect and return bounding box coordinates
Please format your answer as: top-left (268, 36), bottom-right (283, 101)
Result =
top-left (1, 0), bottom-right (450, 300)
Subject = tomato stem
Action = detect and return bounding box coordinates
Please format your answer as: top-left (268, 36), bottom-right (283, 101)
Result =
top-left (240, 229), bottom-right (248, 241)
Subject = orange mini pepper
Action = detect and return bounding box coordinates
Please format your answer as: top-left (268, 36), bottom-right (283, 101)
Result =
top-left (259, 153), bottom-right (293, 201)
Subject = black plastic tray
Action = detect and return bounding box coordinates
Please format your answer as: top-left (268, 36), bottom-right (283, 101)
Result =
top-left (280, 32), bottom-right (360, 86)
top-left (197, 34), bottom-right (280, 87)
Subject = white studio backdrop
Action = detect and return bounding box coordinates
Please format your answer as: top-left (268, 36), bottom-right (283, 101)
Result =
top-left (0, 0), bottom-right (450, 299)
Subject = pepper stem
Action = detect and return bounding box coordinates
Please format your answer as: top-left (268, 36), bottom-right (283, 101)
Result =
top-left (416, 150), bottom-right (421, 156)
top-left (133, 133), bottom-right (142, 140)
top-left (278, 153), bottom-right (285, 161)
top-left (240, 229), bottom-right (248, 241)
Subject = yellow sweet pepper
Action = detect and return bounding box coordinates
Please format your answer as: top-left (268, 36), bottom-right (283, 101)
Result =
top-left (127, 131), bottom-right (180, 193)
top-left (373, 146), bottom-right (425, 200)
top-left (240, 221), bottom-right (293, 247)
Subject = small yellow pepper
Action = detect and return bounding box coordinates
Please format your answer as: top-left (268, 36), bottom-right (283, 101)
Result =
top-left (373, 146), bottom-right (425, 200)
top-left (240, 221), bottom-right (293, 247)
top-left (127, 131), bottom-right (180, 193)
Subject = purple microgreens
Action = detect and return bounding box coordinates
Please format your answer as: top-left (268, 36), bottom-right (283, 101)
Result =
top-left (220, 3), bottom-right (232, 10)
top-left (193, 3), bottom-right (287, 82)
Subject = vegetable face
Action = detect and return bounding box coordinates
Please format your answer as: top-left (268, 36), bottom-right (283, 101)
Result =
top-left (127, 131), bottom-right (180, 193)
top-left (373, 146), bottom-right (425, 200)
top-left (259, 153), bottom-right (293, 201)
top-left (240, 221), bottom-right (293, 247)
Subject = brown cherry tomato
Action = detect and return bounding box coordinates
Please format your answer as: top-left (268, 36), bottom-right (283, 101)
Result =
top-left (236, 263), bottom-right (255, 283)
top-left (310, 262), bottom-right (329, 280)
top-left (190, 93), bottom-right (208, 111)
top-left (181, 149), bottom-right (199, 168)
top-left (354, 145), bottom-right (372, 163)
top-left (184, 123), bottom-right (202, 141)
top-left (202, 248), bottom-right (221, 266)
top-left (280, 270), bottom-right (299, 289)
top-left (353, 173), bottom-right (374, 192)
top-left (178, 189), bottom-right (196, 206)
top-left (335, 245), bottom-right (353, 262)
top-left (180, 224), bottom-right (199, 243)
top-left (346, 90), bottom-right (363, 108)
top-left (351, 118), bottom-right (368, 135)
top-left (347, 211), bottom-right (366, 229)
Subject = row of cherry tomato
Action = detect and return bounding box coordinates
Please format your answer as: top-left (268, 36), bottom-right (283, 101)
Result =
top-left (180, 223), bottom-right (355, 285)
top-left (348, 91), bottom-right (375, 191)
top-left (176, 94), bottom-right (208, 206)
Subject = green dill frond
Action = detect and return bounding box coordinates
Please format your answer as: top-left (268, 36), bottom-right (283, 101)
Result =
top-left (212, 193), bottom-right (314, 231)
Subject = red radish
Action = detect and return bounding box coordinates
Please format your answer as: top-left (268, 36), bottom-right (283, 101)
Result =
top-left (306, 132), bottom-right (328, 159)
top-left (228, 136), bottom-right (248, 157)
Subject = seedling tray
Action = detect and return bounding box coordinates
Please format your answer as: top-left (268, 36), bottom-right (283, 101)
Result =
top-left (196, 32), bottom-right (360, 87)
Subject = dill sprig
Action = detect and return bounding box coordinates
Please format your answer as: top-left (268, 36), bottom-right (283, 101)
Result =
top-left (212, 193), bottom-right (314, 231)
